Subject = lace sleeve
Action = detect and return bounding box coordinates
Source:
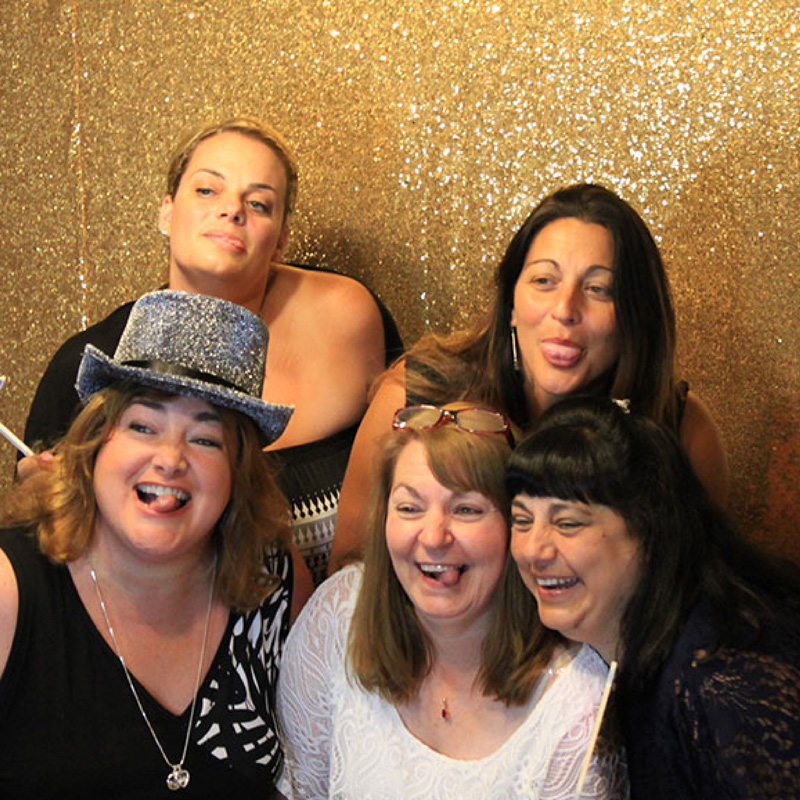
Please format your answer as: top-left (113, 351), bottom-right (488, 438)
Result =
top-left (677, 645), bottom-right (800, 798)
top-left (276, 565), bottom-right (361, 800)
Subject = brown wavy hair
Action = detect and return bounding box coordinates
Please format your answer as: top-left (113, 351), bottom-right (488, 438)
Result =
top-left (1, 384), bottom-right (292, 611)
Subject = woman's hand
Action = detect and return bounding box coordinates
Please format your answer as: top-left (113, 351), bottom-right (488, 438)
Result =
top-left (15, 450), bottom-right (56, 484)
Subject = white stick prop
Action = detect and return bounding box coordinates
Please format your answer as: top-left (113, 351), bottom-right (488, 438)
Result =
top-left (576, 659), bottom-right (618, 795)
top-left (0, 376), bottom-right (34, 456)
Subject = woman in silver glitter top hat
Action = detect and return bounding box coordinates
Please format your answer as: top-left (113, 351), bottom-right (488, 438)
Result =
top-left (0, 291), bottom-right (295, 798)
top-left (21, 116), bottom-right (403, 594)
top-left (331, 182), bottom-right (728, 572)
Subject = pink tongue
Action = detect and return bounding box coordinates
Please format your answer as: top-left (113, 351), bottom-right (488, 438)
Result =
top-left (541, 342), bottom-right (582, 367)
top-left (150, 493), bottom-right (183, 512)
top-left (438, 568), bottom-right (461, 587)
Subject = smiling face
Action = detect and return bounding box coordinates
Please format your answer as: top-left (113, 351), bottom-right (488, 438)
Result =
top-left (92, 395), bottom-right (233, 567)
top-left (159, 131), bottom-right (290, 305)
top-left (385, 440), bottom-right (508, 636)
top-left (510, 494), bottom-right (641, 661)
top-left (511, 217), bottom-right (619, 416)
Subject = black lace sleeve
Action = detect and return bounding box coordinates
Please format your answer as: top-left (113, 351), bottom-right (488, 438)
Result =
top-left (622, 604), bottom-right (800, 800)
top-left (673, 644), bottom-right (800, 799)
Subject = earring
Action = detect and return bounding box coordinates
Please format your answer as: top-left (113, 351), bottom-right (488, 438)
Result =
top-left (511, 325), bottom-right (521, 372)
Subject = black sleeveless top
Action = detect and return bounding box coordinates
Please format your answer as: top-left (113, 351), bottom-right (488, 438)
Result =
top-left (0, 528), bottom-right (290, 799)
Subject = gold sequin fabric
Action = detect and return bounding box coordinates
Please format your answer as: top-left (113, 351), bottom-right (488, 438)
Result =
top-left (1, 2), bottom-right (799, 559)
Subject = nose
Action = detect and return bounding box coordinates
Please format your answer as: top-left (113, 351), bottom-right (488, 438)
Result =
top-left (418, 509), bottom-right (454, 550)
top-left (515, 522), bottom-right (558, 567)
top-left (551, 281), bottom-right (582, 325)
top-left (152, 436), bottom-right (188, 476)
top-left (217, 192), bottom-right (245, 224)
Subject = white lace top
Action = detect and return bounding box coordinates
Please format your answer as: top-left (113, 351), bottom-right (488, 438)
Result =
top-left (277, 565), bottom-right (627, 800)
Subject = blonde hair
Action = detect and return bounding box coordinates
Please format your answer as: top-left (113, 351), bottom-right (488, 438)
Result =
top-left (1, 384), bottom-right (292, 611)
top-left (166, 117), bottom-right (299, 220)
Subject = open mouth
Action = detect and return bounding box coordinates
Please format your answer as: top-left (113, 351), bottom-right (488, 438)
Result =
top-left (541, 341), bottom-right (584, 369)
top-left (418, 563), bottom-right (467, 586)
top-left (536, 576), bottom-right (580, 590)
top-left (136, 483), bottom-right (190, 512)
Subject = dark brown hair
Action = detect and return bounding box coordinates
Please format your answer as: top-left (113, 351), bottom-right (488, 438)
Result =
top-left (405, 183), bottom-right (678, 430)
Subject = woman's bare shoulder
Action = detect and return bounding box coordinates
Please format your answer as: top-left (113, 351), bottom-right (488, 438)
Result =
top-left (274, 264), bottom-right (383, 339)
top-left (680, 391), bottom-right (729, 508)
top-left (0, 547), bottom-right (20, 677)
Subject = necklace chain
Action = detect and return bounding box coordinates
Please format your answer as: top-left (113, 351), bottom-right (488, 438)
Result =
top-left (436, 650), bottom-right (574, 723)
top-left (88, 557), bottom-right (217, 792)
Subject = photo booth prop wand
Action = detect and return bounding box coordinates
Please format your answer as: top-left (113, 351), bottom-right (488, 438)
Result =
top-left (0, 376), bottom-right (34, 457)
top-left (576, 659), bottom-right (618, 794)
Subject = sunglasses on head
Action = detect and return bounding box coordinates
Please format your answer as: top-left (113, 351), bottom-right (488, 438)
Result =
top-left (392, 404), bottom-right (514, 446)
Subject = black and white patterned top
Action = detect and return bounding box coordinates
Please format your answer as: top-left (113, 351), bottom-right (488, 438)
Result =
top-left (0, 527), bottom-right (291, 799)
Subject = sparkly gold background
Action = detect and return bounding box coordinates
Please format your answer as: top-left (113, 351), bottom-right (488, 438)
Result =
top-left (1, 1), bottom-right (799, 558)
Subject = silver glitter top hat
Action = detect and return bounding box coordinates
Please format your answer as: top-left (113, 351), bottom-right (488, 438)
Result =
top-left (75, 290), bottom-right (293, 445)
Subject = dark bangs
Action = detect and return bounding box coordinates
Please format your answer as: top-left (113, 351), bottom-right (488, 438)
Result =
top-left (506, 418), bottom-right (630, 510)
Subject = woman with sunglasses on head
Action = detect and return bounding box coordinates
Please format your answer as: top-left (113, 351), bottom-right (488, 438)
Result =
top-left (506, 396), bottom-right (800, 800)
top-left (330, 182), bottom-right (726, 573)
top-left (277, 403), bottom-right (627, 799)
top-left (21, 116), bottom-right (402, 590)
top-left (0, 291), bottom-right (296, 798)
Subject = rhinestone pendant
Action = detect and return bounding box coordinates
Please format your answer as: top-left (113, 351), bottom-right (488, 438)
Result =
top-left (166, 766), bottom-right (190, 791)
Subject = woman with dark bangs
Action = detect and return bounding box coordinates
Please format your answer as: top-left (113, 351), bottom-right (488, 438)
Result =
top-left (506, 396), bottom-right (800, 799)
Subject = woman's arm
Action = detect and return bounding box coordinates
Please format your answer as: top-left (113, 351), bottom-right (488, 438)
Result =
top-left (289, 542), bottom-right (314, 624)
top-left (311, 274), bottom-right (387, 433)
top-left (680, 391), bottom-right (729, 508)
top-left (0, 549), bottom-right (19, 678)
top-left (328, 363), bottom-right (406, 574)
top-left (673, 645), bottom-right (800, 798)
top-left (264, 266), bottom-right (387, 444)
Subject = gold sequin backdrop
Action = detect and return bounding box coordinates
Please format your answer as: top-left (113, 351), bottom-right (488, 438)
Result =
top-left (0, 1), bottom-right (798, 557)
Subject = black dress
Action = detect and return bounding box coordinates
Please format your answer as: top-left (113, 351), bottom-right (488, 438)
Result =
top-left (618, 603), bottom-right (800, 799)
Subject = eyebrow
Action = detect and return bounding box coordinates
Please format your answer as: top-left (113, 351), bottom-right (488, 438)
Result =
top-left (391, 483), bottom-right (421, 499)
top-left (130, 398), bottom-right (223, 424)
top-left (511, 497), bottom-right (584, 514)
top-left (191, 168), bottom-right (279, 194)
top-left (524, 258), bottom-right (614, 273)
top-left (195, 411), bottom-right (224, 424)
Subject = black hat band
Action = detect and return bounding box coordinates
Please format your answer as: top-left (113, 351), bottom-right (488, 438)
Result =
top-left (123, 360), bottom-right (248, 394)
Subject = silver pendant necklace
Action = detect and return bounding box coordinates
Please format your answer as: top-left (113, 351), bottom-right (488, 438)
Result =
top-left (88, 557), bottom-right (217, 792)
